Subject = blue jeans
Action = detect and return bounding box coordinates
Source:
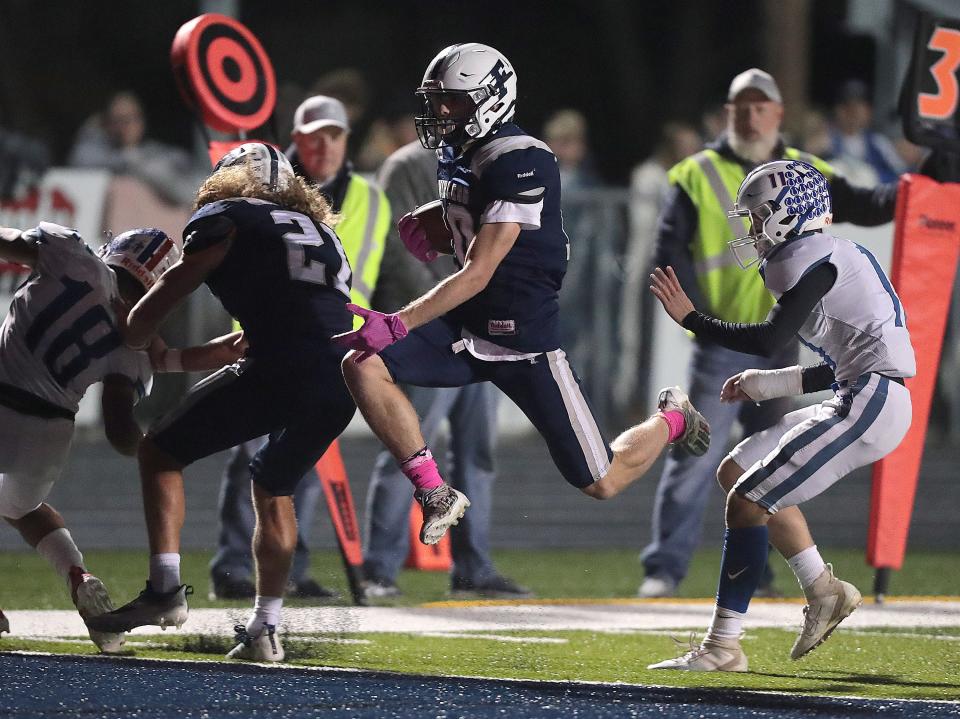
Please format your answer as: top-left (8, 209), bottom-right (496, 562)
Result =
top-left (363, 383), bottom-right (499, 585)
top-left (641, 340), bottom-right (797, 584)
top-left (208, 437), bottom-right (322, 585)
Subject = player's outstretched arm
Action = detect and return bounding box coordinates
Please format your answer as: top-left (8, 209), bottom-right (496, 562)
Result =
top-left (649, 266), bottom-right (696, 325)
top-left (126, 240), bottom-right (230, 349)
top-left (149, 331), bottom-right (247, 373)
top-left (335, 221), bottom-right (520, 361)
top-left (0, 227), bottom-right (38, 267)
top-left (101, 375), bottom-right (142, 456)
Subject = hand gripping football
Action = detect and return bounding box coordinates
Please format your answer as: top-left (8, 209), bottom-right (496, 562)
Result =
top-left (411, 200), bottom-right (453, 255)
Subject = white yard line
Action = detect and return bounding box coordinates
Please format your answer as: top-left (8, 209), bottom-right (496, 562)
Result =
top-left (4, 600), bottom-right (958, 640)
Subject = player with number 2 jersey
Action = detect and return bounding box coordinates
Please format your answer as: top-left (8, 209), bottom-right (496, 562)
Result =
top-left (92, 143), bottom-right (356, 664)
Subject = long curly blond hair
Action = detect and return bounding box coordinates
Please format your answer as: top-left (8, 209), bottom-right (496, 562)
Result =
top-left (193, 165), bottom-right (340, 227)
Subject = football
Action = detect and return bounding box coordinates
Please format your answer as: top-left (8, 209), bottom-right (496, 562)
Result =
top-left (411, 200), bottom-right (454, 255)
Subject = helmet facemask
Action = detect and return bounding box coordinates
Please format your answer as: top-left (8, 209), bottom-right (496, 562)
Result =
top-left (727, 201), bottom-right (777, 269)
top-left (415, 84), bottom-right (491, 149)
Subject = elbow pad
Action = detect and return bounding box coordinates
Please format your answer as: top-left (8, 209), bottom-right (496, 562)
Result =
top-left (740, 366), bottom-right (803, 401)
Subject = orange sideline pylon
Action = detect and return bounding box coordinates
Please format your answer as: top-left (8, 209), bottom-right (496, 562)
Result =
top-left (867, 174), bottom-right (960, 573)
top-left (404, 501), bottom-right (452, 571)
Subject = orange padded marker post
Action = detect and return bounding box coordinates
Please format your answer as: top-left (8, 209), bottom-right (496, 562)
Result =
top-left (868, 174), bottom-right (960, 596)
top-left (405, 501), bottom-right (453, 571)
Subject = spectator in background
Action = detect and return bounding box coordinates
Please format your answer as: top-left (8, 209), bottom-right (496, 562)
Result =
top-left (543, 109), bottom-right (601, 191)
top-left (616, 122), bottom-right (702, 413)
top-left (208, 96), bottom-right (389, 601)
top-left (544, 110), bottom-right (604, 366)
top-left (361, 140), bottom-right (529, 599)
top-left (828, 80), bottom-right (906, 186)
top-left (0, 127), bottom-right (50, 200)
top-left (356, 101), bottom-right (419, 173)
top-left (700, 105), bottom-right (727, 144)
top-left (68, 92), bottom-right (202, 206)
top-left (311, 69), bottom-right (371, 160)
top-left (798, 108), bottom-right (833, 159)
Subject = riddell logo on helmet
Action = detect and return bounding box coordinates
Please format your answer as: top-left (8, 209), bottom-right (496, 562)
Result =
top-left (918, 214), bottom-right (956, 231)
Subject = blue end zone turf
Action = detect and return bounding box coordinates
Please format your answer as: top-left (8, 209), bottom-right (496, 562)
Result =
top-left (2, 653), bottom-right (956, 718)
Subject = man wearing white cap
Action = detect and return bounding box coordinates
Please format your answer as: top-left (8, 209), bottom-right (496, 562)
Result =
top-left (637, 68), bottom-right (899, 599)
top-left (209, 95), bottom-right (389, 601)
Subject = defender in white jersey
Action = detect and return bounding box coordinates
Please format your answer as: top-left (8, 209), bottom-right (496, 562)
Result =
top-left (0, 223), bottom-right (240, 652)
top-left (648, 160), bottom-right (914, 672)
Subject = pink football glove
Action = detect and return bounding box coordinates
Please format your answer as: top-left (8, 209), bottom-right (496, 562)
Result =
top-left (332, 304), bottom-right (409, 362)
top-left (398, 213), bottom-right (439, 263)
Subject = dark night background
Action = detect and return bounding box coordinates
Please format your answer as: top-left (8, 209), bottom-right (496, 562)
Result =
top-left (0, 0), bottom-right (888, 183)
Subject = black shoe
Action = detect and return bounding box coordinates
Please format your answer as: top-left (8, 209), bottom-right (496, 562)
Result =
top-left (451, 574), bottom-right (534, 599)
top-left (209, 576), bottom-right (256, 601)
top-left (754, 582), bottom-right (785, 599)
top-left (87, 582), bottom-right (192, 633)
top-left (286, 578), bottom-right (339, 599)
top-left (0, 609), bottom-right (8, 635)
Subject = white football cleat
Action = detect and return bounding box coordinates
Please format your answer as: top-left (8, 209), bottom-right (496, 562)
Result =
top-left (414, 483), bottom-right (470, 545)
top-left (69, 568), bottom-right (125, 654)
top-left (791, 564), bottom-right (862, 660)
top-left (227, 623), bottom-right (285, 662)
top-left (648, 636), bottom-right (748, 672)
top-left (657, 386), bottom-right (710, 456)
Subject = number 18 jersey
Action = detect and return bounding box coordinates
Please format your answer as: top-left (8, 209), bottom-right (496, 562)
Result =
top-left (0, 223), bottom-right (152, 415)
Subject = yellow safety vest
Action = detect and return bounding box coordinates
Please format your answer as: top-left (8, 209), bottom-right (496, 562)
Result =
top-left (333, 173), bottom-right (390, 314)
top-left (668, 147), bottom-right (834, 323)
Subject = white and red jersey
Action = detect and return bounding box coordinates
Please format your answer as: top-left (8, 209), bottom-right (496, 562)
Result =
top-left (0, 222), bottom-right (152, 415)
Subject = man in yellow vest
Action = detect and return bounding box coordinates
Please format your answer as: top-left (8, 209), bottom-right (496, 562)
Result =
top-left (638, 69), bottom-right (898, 598)
top-left (209, 96), bottom-right (389, 600)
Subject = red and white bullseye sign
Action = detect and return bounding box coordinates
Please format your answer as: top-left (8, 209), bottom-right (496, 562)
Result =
top-left (171, 14), bottom-right (276, 133)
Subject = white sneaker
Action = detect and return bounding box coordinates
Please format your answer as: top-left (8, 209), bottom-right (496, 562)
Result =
top-left (637, 575), bottom-right (677, 598)
top-left (791, 564), bottom-right (862, 659)
top-left (69, 569), bottom-right (125, 654)
top-left (414, 484), bottom-right (470, 545)
top-left (647, 636), bottom-right (748, 672)
top-left (657, 386), bottom-right (710, 456)
top-left (227, 623), bottom-right (285, 662)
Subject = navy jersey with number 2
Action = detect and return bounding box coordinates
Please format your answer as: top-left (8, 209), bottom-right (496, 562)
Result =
top-left (183, 197), bottom-right (353, 362)
top-left (148, 197), bottom-right (357, 496)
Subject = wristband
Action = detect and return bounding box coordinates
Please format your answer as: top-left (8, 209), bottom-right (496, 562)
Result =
top-left (739, 366), bottom-right (802, 401)
top-left (158, 349), bottom-right (183, 373)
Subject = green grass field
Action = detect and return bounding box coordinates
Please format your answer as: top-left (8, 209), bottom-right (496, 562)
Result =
top-left (2, 546), bottom-right (958, 609)
top-left (2, 548), bottom-right (958, 702)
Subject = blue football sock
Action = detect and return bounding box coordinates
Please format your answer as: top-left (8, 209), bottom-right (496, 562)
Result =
top-left (716, 526), bottom-right (769, 614)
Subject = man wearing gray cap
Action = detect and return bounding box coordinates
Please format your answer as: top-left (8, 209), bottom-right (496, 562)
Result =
top-left (209, 95), bottom-right (389, 601)
top-left (637, 68), bottom-right (898, 599)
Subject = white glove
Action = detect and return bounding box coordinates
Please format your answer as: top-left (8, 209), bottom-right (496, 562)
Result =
top-left (738, 366), bottom-right (803, 401)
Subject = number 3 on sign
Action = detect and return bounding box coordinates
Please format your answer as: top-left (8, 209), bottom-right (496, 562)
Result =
top-left (919, 27), bottom-right (960, 120)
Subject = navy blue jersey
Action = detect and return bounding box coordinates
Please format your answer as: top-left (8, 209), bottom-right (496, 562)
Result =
top-left (183, 198), bottom-right (352, 361)
top-left (438, 123), bottom-right (569, 353)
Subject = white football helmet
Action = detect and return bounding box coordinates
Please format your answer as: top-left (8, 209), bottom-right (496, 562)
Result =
top-left (727, 159), bottom-right (833, 269)
top-left (415, 43), bottom-right (517, 149)
top-left (213, 142), bottom-right (295, 192)
top-left (98, 228), bottom-right (182, 292)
